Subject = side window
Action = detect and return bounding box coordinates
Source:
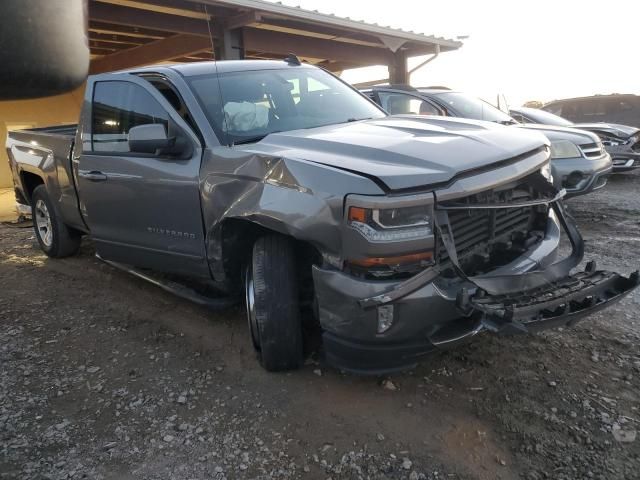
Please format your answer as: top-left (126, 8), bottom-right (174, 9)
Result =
top-left (511, 113), bottom-right (527, 123)
top-left (92, 81), bottom-right (169, 153)
top-left (378, 92), bottom-right (440, 116)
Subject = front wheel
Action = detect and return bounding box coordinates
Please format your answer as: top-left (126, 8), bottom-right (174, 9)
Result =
top-left (32, 185), bottom-right (81, 258)
top-left (245, 234), bottom-right (303, 371)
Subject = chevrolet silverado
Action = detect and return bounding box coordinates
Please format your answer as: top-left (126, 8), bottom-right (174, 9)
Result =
top-left (6, 59), bottom-right (638, 373)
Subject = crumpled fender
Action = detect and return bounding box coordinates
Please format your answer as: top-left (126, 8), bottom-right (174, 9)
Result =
top-left (198, 147), bottom-right (383, 283)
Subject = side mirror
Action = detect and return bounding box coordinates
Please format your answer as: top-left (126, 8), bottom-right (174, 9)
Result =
top-left (128, 124), bottom-right (175, 154)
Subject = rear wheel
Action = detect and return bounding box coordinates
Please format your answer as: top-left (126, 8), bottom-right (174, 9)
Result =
top-left (245, 234), bottom-right (303, 371)
top-left (32, 185), bottom-right (81, 258)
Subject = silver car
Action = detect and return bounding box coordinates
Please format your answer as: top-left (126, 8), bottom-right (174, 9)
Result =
top-left (363, 86), bottom-right (612, 198)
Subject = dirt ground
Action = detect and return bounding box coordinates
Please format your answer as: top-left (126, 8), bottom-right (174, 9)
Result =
top-left (1, 174), bottom-right (640, 480)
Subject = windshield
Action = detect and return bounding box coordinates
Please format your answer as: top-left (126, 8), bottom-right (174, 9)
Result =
top-left (433, 91), bottom-right (516, 124)
top-left (518, 108), bottom-right (574, 127)
top-left (188, 67), bottom-right (385, 145)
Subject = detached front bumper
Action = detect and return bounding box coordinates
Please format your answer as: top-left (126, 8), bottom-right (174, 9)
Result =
top-left (313, 202), bottom-right (639, 374)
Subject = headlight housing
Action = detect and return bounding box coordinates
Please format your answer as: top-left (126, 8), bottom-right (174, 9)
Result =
top-left (344, 196), bottom-right (435, 277)
top-left (550, 140), bottom-right (581, 159)
top-left (348, 205), bottom-right (433, 242)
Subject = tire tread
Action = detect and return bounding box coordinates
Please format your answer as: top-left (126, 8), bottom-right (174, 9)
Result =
top-left (251, 234), bottom-right (303, 371)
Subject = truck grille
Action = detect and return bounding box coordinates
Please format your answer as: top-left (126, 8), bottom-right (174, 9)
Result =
top-left (437, 206), bottom-right (536, 263)
top-left (435, 172), bottom-right (553, 271)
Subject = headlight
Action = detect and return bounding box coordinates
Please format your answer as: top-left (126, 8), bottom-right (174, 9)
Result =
top-left (550, 140), bottom-right (581, 159)
top-left (348, 205), bottom-right (433, 242)
top-left (540, 162), bottom-right (554, 184)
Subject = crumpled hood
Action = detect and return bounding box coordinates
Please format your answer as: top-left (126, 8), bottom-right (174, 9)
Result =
top-left (573, 122), bottom-right (640, 140)
top-left (242, 116), bottom-right (548, 191)
top-left (518, 123), bottom-right (600, 145)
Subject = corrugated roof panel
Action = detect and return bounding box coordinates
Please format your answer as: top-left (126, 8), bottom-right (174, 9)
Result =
top-left (203, 0), bottom-right (462, 50)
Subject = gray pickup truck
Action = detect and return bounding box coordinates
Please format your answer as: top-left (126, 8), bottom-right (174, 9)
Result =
top-left (6, 59), bottom-right (639, 373)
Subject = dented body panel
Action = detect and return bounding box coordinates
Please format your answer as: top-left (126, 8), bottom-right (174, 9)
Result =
top-left (6, 60), bottom-right (639, 373)
top-left (510, 106), bottom-right (640, 172)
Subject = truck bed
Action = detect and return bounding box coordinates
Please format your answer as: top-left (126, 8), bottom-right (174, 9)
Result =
top-left (6, 124), bottom-right (85, 232)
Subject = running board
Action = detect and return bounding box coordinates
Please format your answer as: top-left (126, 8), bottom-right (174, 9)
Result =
top-left (95, 254), bottom-right (237, 311)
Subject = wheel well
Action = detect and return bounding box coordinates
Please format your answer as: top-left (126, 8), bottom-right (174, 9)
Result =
top-left (220, 218), bottom-right (322, 295)
top-left (20, 172), bottom-right (45, 204)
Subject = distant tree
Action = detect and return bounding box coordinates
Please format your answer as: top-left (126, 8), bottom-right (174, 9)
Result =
top-left (523, 100), bottom-right (544, 108)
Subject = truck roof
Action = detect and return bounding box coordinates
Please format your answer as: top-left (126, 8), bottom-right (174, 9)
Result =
top-left (114, 59), bottom-right (315, 77)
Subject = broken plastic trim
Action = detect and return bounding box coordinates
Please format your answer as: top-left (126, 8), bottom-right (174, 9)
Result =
top-left (437, 189), bottom-right (566, 210)
top-left (359, 199), bottom-right (576, 308)
top-left (468, 268), bottom-right (640, 334)
top-left (95, 254), bottom-right (237, 310)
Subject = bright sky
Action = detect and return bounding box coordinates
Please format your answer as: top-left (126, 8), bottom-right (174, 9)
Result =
top-left (269, 0), bottom-right (640, 107)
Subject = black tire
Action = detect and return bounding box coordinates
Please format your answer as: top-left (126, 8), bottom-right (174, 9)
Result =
top-left (31, 185), bottom-right (81, 258)
top-left (246, 234), bottom-right (303, 371)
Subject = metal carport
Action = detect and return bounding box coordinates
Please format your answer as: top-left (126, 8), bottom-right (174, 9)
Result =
top-left (88, 0), bottom-right (462, 82)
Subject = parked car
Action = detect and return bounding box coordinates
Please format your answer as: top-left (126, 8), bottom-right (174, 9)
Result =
top-left (7, 60), bottom-right (638, 373)
top-left (510, 106), bottom-right (640, 172)
top-left (542, 94), bottom-right (640, 128)
top-left (363, 86), bottom-right (612, 198)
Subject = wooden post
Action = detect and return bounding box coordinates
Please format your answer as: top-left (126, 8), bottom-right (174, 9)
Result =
top-left (388, 51), bottom-right (408, 85)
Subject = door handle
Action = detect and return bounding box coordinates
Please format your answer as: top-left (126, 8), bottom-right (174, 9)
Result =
top-left (79, 170), bottom-right (108, 182)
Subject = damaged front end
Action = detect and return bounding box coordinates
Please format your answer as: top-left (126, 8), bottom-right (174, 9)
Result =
top-left (313, 170), bottom-right (639, 374)
top-left (577, 126), bottom-right (640, 172)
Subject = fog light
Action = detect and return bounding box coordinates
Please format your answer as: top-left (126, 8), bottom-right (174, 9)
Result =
top-left (564, 171), bottom-right (584, 188)
top-left (377, 305), bottom-right (394, 333)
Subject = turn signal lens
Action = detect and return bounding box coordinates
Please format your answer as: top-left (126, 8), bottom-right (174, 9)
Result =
top-left (348, 206), bottom-right (367, 222)
top-left (348, 251), bottom-right (433, 268)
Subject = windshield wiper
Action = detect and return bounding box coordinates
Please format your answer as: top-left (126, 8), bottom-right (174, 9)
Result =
top-left (232, 132), bottom-right (279, 145)
top-left (346, 116), bottom-right (374, 122)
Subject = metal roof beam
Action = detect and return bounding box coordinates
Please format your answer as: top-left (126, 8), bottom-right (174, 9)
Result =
top-left (243, 28), bottom-right (392, 65)
top-left (90, 1), bottom-right (213, 36)
top-left (223, 10), bottom-right (262, 30)
top-left (93, 0), bottom-right (211, 19)
top-left (89, 22), bottom-right (169, 39)
top-left (90, 33), bottom-right (213, 73)
top-left (89, 32), bottom-right (151, 46)
top-left (196, 0), bottom-right (462, 50)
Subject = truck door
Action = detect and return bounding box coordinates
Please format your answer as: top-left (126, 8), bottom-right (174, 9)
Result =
top-left (75, 75), bottom-right (210, 277)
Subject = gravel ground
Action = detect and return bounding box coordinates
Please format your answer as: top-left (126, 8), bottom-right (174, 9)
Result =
top-left (1, 173), bottom-right (640, 480)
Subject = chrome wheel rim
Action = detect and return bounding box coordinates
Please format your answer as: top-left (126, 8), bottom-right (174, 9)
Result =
top-left (244, 264), bottom-right (260, 350)
top-left (35, 199), bottom-right (53, 247)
